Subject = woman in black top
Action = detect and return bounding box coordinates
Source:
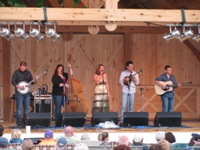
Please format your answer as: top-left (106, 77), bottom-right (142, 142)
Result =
top-left (52, 64), bottom-right (73, 123)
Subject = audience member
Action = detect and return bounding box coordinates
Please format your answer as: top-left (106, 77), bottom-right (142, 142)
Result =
top-left (21, 139), bottom-right (35, 150)
top-left (114, 144), bottom-right (130, 150)
top-left (10, 129), bottom-right (23, 144)
top-left (118, 135), bottom-right (130, 146)
top-left (56, 137), bottom-right (67, 149)
top-left (81, 134), bottom-right (90, 140)
top-left (149, 144), bottom-right (163, 150)
top-left (158, 139), bottom-right (170, 150)
top-left (0, 124), bottom-right (4, 137)
top-left (98, 133), bottom-right (102, 141)
top-left (155, 131), bottom-right (165, 142)
top-left (64, 126), bottom-right (78, 143)
top-left (99, 132), bottom-right (109, 146)
top-left (0, 137), bottom-right (9, 148)
top-left (165, 132), bottom-right (176, 144)
top-left (39, 130), bottom-right (57, 145)
top-left (74, 143), bottom-right (89, 150)
top-left (132, 135), bottom-right (148, 150)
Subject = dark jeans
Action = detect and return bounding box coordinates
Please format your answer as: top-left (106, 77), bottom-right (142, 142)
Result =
top-left (161, 93), bottom-right (174, 112)
top-left (15, 92), bottom-right (30, 126)
top-left (53, 95), bottom-right (66, 122)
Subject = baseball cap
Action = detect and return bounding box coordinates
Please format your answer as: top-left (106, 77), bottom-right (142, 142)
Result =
top-left (0, 137), bottom-right (9, 147)
top-left (74, 143), bottom-right (89, 150)
top-left (155, 131), bottom-right (165, 142)
top-left (44, 130), bottom-right (53, 138)
top-left (133, 135), bottom-right (143, 143)
top-left (57, 137), bottom-right (67, 148)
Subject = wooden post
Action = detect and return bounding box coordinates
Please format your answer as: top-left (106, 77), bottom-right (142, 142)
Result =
top-left (104, 0), bottom-right (119, 9)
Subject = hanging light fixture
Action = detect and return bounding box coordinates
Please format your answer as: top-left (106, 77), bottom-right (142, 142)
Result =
top-left (14, 22), bottom-right (29, 40)
top-left (29, 23), bottom-right (44, 41)
top-left (0, 23), bottom-right (14, 41)
top-left (45, 23), bottom-right (60, 41)
top-left (163, 26), bottom-right (180, 41)
top-left (192, 26), bottom-right (200, 42)
top-left (179, 26), bottom-right (194, 42)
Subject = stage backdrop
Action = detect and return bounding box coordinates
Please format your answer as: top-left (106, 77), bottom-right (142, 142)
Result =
top-left (1, 33), bottom-right (200, 121)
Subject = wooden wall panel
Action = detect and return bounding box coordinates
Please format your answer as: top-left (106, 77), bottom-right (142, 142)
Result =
top-left (2, 32), bottom-right (200, 121)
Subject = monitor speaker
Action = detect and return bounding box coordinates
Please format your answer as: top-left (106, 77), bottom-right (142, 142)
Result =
top-left (25, 113), bottom-right (51, 127)
top-left (91, 112), bottom-right (118, 126)
top-left (56, 112), bottom-right (86, 127)
top-left (123, 112), bottom-right (149, 127)
top-left (154, 112), bottom-right (182, 127)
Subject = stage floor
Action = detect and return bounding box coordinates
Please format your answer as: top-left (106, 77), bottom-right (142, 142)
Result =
top-left (1, 120), bottom-right (200, 144)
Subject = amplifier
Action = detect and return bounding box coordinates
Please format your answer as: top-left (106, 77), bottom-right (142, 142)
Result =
top-left (34, 95), bottom-right (52, 116)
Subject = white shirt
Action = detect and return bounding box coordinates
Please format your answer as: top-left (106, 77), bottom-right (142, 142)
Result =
top-left (119, 70), bottom-right (139, 93)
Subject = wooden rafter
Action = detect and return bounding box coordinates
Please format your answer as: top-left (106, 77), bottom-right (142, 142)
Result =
top-left (184, 40), bottom-right (200, 61)
top-left (47, 0), bottom-right (61, 7)
top-left (0, 8), bottom-right (200, 25)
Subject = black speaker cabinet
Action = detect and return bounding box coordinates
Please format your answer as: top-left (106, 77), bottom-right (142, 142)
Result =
top-left (56, 112), bottom-right (86, 127)
top-left (25, 113), bottom-right (51, 127)
top-left (34, 95), bottom-right (52, 116)
top-left (123, 112), bottom-right (149, 127)
top-left (91, 112), bottom-right (118, 126)
top-left (154, 112), bottom-right (182, 127)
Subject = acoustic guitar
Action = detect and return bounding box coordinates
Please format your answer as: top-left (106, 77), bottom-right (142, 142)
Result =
top-left (154, 81), bottom-right (192, 95)
top-left (17, 69), bottom-right (48, 94)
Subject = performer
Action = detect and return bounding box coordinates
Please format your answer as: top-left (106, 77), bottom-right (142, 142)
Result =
top-left (119, 61), bottom-right (139, 123)
top-left (92, 64), bottom-right (110, 112)
top-left (11, 61), bottom-right (37, 127)
top-left (155, 65), bottom-right (180, 112)
top-left (52, 64), bottom-right (73, 123)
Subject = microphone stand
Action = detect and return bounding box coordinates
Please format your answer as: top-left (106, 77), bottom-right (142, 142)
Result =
top-left (139, 88), bottom-right (144, 112)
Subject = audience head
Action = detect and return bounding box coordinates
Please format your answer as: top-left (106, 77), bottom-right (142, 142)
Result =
top-left (101, 132), bottom-right (109, 142)
top-left (158, 139), bottom-right (170, 150)
top-left (155, 131), bottom-right (165, 142)
top-left (11, 129), bottom-right (22, 139)
top-left (133, 135), bottom-right (144, 144)
top-left (149, 143), bottom-right (163, 150)
top-left (64, 126), bottom-right (74, 137)
top-left (81, 134), bottom-right (90, 140)
top-left (0, 137), bottom-right (8, 148)
top-left (98, 133), bottom-right (102, 141)
top-left (74, 143), bottom-right (89, 150)
top-left (0, 124), bottom-right (4, 137)
top-left (21, 139), bottom-right (35, 150)
top-left (44, 130), bottom-right (53, 139)
top-left (114, 144), bottom-right (130, 150)
top-left (57, 137), bottom-right (67, 149)
top-left (165, 132), bottom-right (176, 143)
top-left (118, 135), bottom-right (130, 146)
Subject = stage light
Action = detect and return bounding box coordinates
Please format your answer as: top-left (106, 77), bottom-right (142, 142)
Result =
top-left (163, 26), bottom-right (180, 41)
top-left (192, 26), bottom-right (200, 42)
top-left (29, 23), bottom-right (44, 41)
top-left (0, 24), bottom-right (14, 41)
top-left (45, 24), bottom-right (60, 41)
top-left (14, 22), bottom-right (29, 40)
top-left (179, 27), bottom-right (194, 42)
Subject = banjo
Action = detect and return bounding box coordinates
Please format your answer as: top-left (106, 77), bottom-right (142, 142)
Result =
top-left (17, 69), bottom-right (48, 94)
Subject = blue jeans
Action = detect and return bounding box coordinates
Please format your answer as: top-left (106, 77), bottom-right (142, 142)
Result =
top-left (53, 95), bottom-right (66, 122)
top-left (15, 92), bottom-right (30, 126)
top-left (161, 93), bottom-right (174, 112)
top-left (120, 93), bottom-right (135, 122)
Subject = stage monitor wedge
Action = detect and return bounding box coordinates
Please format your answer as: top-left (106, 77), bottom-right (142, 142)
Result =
top-left (123, 112), bottom-right (149, 127)
top-left (91, 112), bottom-right (118, 126)
top-left (25, 113), bottom-right (51, 127)
top-left (154, 112), bottom-right (182, 127)
top-left (56, 112), bottom-right (86, 127)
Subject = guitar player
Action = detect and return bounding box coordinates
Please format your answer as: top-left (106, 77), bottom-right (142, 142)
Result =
top-left (119, 61), bottom-right (139, 124)
top-left (155, 65), bottom-right (180, 112)
top-left (11, 61), bottom-right (37, 127)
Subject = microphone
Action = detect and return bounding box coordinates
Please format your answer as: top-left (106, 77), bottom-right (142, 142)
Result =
top-left (102, 72), bottom-right (105, 83)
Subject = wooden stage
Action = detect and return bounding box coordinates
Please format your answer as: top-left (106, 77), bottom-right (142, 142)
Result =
top-left (1, 120), bottom-right (200, 144)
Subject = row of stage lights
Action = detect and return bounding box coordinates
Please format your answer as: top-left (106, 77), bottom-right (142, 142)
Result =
top-left (163, 24), bottom-right (200, 42)
top-left (0, 22), bottom-right (60, 41)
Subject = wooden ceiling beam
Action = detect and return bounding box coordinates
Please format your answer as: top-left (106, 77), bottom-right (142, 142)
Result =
top-left (0, 8), bottom-right (200, 25)
top-left (184, 40), bottom-right (200, 61)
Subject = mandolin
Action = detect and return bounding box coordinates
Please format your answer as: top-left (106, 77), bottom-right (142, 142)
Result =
top-left (124, 69), bottom-right (143, 86)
